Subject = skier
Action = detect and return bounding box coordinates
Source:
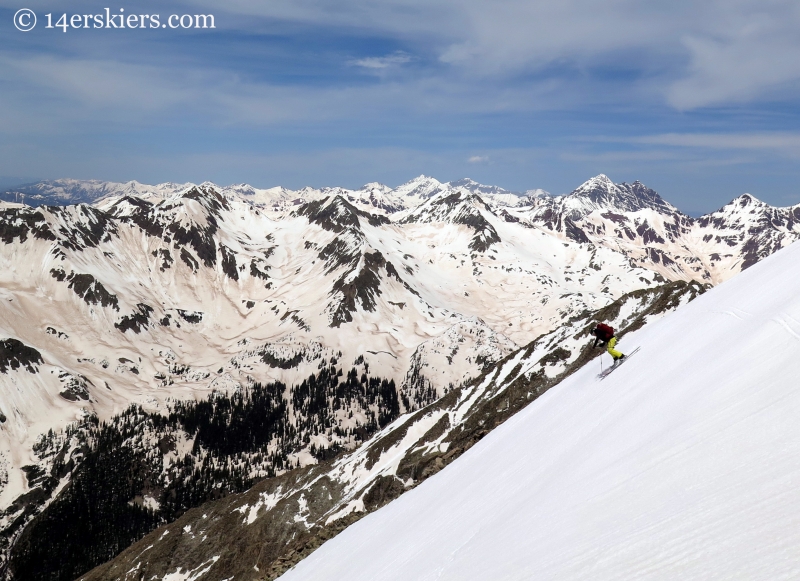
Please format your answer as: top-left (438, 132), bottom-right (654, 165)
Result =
top-left (591, 323), bottom-right (626, 364)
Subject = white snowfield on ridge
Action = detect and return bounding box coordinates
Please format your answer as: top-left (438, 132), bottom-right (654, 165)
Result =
top-left (278, 231), bottom-right (800, 580)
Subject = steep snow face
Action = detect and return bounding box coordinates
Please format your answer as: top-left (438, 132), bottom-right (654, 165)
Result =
top-left (278, 237), bottom-right (800, 581)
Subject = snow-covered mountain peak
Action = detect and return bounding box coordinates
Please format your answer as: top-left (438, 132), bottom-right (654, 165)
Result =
top-left (360, 182), bottom-right (392, 194)
top-left (402, 189), bottom-right (489, 223)
top-left (100, 193), bottom-right (154, 217)
top-left (559, 174), bottom-right (679, 219)
top-left (400, 190), bottom-right (501, 252)
top-left (392, 174), bottom-right (444, 197)
top-left (701, 192), bottom-right (784, 226)
top-left (525, 188), bottom-right (551, 198)
top-left (448, 178), bottom-right (517, 197)
top-left (296, 194), bottom-right (389, 234)
top-left (572, 173), bottom-right (615, 192)
top-left (731, 193), bottom-right (765, 208)
top-left (340, 184), bottom-right (405, 214)
top-left (178, 183), bottom-right (231, 213)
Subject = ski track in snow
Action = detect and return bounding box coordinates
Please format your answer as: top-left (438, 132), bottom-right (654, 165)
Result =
top-left (278, 239), bottom-right (800, 581)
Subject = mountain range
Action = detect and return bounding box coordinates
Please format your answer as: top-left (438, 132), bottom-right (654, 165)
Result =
top-left (0, 173), bottom-right (798, 579)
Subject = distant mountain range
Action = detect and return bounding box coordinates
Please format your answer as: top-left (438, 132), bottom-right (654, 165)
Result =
top-left (1, 174), bottom-right (799, 579)
top-left (5, 173), bottom-right (798, 285)
top-left (0, 175), bottom-right (544, 211)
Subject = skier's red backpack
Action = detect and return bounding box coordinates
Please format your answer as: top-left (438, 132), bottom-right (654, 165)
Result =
top-left (594, 323), bottom-right (614, 341)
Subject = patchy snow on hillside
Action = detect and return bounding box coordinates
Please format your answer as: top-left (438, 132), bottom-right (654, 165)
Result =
top-left (279, 237), bottom-right (800, 581)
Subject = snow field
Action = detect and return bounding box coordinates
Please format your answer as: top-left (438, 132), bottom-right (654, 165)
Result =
top-left (278, 238), bottom-right (800, 581)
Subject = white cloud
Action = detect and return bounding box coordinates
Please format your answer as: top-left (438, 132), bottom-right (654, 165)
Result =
top-left (666, 4), bottom-right (800, 109)
top-left (468, 155), bottom-right (488, 163)
top-left (635, 132), bottom-right (800, 153)
top-left (186, 0), bottom-right (800, 110)
top-left (574, 132), bottom-right (800, 166)
top-left (0, 48), bottom-right (585, 137)
top-left (352, 52), bottom-right (412, 69)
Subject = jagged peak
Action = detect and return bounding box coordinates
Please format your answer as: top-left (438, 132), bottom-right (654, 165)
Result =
top-left (734, 193), bottom-right (764, 206)
top-left (297, 194), bottom-right (389, 232)
top-left (569, 174), bottom-right (618, 197)
top-left (403, 189), bottom-right (489, 220)
top-left (400, 190), bottom-right (500, 250)
top-left (178, 183), bottom-right (230, 213)
top-left (708, 193), bottom-right (769, 214)
top-left (359, 182), bottom-right (392, 193)
top-left (407, 174), bottom-right (440, 185)
top-left (104, 194), bottom-right (154, 217)
top-left (562, 175), bottom-right (679, 216)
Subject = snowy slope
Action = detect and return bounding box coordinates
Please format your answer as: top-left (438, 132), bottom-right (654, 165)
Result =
top-left (278, 235), bottom-right (800, 581)
top-left (77, 281), bottom-right (703, 581)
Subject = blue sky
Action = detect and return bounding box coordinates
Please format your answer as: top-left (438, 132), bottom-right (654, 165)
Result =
top-left (3, 0), bottom-right (800, 213)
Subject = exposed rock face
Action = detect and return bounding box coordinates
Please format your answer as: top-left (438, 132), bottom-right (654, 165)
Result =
top-left (0, 340), bottom-right (42, 374)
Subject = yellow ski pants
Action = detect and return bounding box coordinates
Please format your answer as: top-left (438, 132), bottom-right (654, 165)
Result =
top-left (607, 337), bottom-right (623, 359)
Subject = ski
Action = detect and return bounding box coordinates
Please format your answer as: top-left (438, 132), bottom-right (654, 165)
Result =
top-left (597, 346), bottom-right (641, 380)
